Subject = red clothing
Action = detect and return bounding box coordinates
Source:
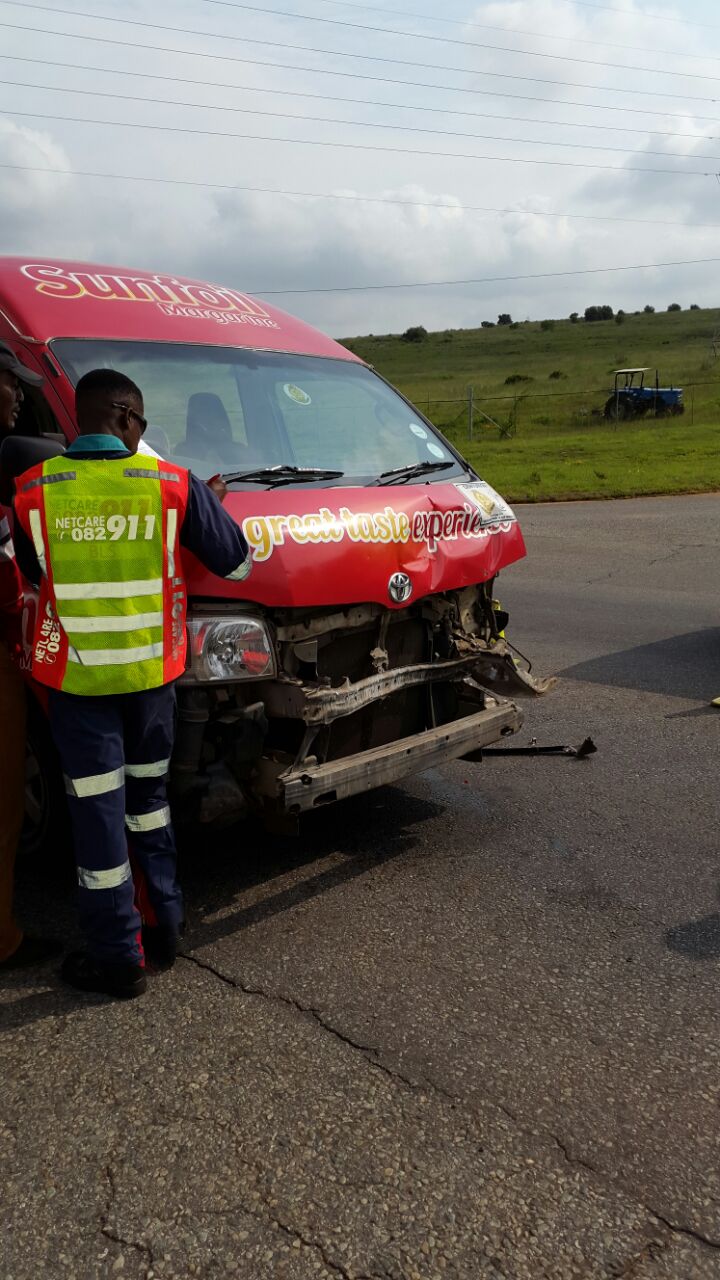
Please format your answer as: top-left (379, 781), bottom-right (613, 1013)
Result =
top-left (0, 511), bottom-right (24, 962)
top-left (0, 510), bottom-right (22, 647)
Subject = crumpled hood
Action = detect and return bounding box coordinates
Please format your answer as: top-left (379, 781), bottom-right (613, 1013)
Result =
top-left (186, 479), bottom-right (526, 608)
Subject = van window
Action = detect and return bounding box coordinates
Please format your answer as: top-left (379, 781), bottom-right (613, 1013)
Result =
top-left (52, 341), bottom-right (246, 462)
top-left (15, 385), bottom-right (63, 441)
top-left (51, 340), bottom-right (462, 486)
top-left (271, 370), bottom-right (408, 475)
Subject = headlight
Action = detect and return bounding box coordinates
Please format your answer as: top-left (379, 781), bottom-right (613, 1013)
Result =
top-left (185, 615), bottom-right (275, 683)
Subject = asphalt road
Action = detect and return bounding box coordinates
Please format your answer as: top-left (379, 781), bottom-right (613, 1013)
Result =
top-left (3, 494), bottom-right (720, 1280)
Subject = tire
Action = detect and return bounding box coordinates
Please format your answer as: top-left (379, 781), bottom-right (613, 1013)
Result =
top-left (604, 396), bottom-right (630, 421)
top-left (20, 695), bottom-right (71, 860)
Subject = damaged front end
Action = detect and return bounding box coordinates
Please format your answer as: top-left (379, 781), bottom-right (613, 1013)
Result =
top-left (173, 579), bottom-right (553, 827)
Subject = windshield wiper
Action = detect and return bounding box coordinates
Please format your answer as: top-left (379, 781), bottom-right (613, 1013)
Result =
top-left (370, 460), bottom-right (455, 486)
top-left (221, 465), bottom-right (345, 488)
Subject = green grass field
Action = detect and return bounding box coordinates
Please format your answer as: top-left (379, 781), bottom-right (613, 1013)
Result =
top-left (341, 307), bottom-right (720, 501)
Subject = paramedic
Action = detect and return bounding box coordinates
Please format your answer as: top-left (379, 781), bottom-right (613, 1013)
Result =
top-left (14, 368), bottom-right (251, 999)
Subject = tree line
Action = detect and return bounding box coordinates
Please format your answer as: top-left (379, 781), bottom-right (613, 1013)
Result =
top-left (400, 303), bottom-right (700, 341)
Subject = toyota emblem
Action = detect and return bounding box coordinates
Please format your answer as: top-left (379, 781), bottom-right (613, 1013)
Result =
top-left (388, 572), bottom-right (413, 604)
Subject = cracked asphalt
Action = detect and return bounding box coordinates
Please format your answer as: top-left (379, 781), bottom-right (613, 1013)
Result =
top-left (3, 493), bottom-right (720, 1279)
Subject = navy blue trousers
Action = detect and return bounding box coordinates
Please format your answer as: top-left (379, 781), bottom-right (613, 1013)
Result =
top-left (48, 683), bottom-right (184, 966)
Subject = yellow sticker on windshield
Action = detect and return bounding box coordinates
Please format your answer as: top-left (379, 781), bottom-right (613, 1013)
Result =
top-left (283, 383), bottom-right (312, 406)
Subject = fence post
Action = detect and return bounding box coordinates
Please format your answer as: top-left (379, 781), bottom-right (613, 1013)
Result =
top-left (468, 385), bottom-right (474, 441)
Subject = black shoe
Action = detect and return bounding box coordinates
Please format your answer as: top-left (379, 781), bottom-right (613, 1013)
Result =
top-left (60, 950), bottom-right (147, 999)
top-left (0, 935), bottom-right (63, 972)
top-left (142, 923), bottom-right (182, 972)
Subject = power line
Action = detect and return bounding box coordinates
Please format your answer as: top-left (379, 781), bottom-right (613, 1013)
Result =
top-left (248, 256), bottom-right (720, 295)
top-left (175, 0), bottom-right (720, 82)
top-left (5, 109), bottom-right (717, 176)
top-left (2, 54), bottom-right (712, 131)
top-left (2, 60), bottom-right (714, 142)
top-left (8, 0), bottom-right (720, 85)
top-left (287, 0), bottom-right (720, 38)
top-left (3, 6), bottom-right (720, 103)
top-left (6, 79), bottom-right (719, 162)
top-left (551, 0), bottom-right (720, 31)
top-left (6, 160), bottom-right (720, 231)
top-left (3, 21), bottom-right (719, 121)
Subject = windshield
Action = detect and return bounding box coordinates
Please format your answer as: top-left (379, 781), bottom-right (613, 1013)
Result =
top-left (51, 340), bottom-right (466, 486)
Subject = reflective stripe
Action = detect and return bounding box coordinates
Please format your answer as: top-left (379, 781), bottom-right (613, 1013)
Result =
top-left (58, 611), bottom-right (163, 634)
top-left (21, 470), bottom-right (77, 492)
top-left (28, 509), bottom-right (47, 574)
top-left (125, 758), bottom-right (170, 779)
top-left (54, 578), bottom-right (164, 601)
top-left (125, 805), bottom-right (171, 832)
top-left (78, 860), bottom-right (132, 890)
top-left (0, 516), bottom-right (10, 539)
top-left (67, 641), bottom-right (165, 666)
top-left (166, 508), bottom-right (177, 579)
top-left (124, 468), bottom-right (180, 482)
top-left (226, 557), bottom-right (252, 582)
top-left (64, 767), bottom-right (125, 798)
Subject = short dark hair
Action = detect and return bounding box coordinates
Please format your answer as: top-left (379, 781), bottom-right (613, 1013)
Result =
top-left (75, 368), bottom-right (143, 409)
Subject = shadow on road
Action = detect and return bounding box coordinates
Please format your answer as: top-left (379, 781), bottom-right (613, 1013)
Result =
top-left (179, 785), bottom-right (442, 950)
top-left (666, 912), bottom-right (720, 961)
top-left (559, 628), bottom-right (720, 701)
top-left (1, 787), bottom-right (443, 1030)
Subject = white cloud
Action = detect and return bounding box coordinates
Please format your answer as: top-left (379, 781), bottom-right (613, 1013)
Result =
top-left (0, 119), bottom-right (71, 229)
top-left (1, 0), bottom-right (719, 335)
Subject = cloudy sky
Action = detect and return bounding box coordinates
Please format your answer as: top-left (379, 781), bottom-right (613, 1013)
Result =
top-left (2, 0), bottom-right (720, 336)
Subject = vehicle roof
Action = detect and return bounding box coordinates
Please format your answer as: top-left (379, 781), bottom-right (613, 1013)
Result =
top-left (614, 367), bottom-right (651, 374)
top-left (0, 257), bottom-right (361, 363)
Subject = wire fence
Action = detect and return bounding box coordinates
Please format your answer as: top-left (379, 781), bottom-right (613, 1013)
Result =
top-left (419, 380), bottom-right (720, 443)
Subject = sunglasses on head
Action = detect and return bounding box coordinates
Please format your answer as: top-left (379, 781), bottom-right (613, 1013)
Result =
top-left (111, 401), bottom-right (148, 434)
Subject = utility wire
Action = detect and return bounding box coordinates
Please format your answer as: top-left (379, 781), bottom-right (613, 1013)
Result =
top-left (7, 0), bottom-right (720, 85)
top-left (248, 256), bottom-right (720, 295)
top-left (7, 160), bottom-right (720, 230)
top-left (201, 0), bottom-right (720, 59)
top-left (5, 160), bottom-right (720, 231)
top-left (5, 109), bottom-right (717, 177)
top-left (162, 0), bottom-right (720, 82)
top-left (549, 0), bottom-right (720, 31)
top-left (3, 21), bottom-right (719, 119)
top-left (6, 79), bottom-right (719, 162)
top-left (2, 8), bottom-right (720, 104)
top-left (2, 59), bottom-right (714, 142)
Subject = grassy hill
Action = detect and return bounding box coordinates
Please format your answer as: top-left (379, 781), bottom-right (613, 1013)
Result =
top-left (341, 307), bottom-right (720, 501)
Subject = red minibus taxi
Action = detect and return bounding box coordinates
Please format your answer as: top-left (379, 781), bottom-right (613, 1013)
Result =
top-left (0, 258), bottom-right (545, 844)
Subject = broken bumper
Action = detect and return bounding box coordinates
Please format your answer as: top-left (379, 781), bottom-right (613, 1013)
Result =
top-left (276, 698), bottom-right (523, 813)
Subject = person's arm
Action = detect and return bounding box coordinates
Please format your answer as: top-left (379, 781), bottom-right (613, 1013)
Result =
top-left (12, 516), bottom-right (41, 587)
top-left (0, 515), bottom-right (25, 650)
top-left (179, 475), bottom-right (251, 581)
top-left (0, 516), bottom-right (22, 606)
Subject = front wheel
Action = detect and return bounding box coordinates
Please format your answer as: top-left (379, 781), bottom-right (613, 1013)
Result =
top-left (20, 696), bottom-right (71, 859)
top-left (604, 396), bottom-right (630, 421)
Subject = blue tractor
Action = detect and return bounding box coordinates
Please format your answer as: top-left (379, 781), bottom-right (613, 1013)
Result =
top-left (603, 368), bottom-right (684, 421)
